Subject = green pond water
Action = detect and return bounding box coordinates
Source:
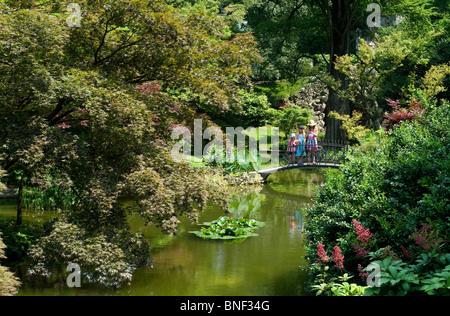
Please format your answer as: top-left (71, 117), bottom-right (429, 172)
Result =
top-left (0, 169), bottom-right (326, 296)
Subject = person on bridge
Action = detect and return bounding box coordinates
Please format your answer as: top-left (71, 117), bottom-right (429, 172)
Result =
top-left (295, 125), bottom-right (306, 166)
top-left (287, 133), bottom-right (297, 166)
top-left (306, 120), bottom-right (318, 165)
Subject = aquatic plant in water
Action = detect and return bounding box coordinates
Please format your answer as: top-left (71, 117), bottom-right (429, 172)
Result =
top-left (190, 216), bottom-right (265, 240)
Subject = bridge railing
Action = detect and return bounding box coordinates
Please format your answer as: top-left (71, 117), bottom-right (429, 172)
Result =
top-left (263, 139), bottom-right (348, 166)
top-left (314, 140), bottom-right (348, 165)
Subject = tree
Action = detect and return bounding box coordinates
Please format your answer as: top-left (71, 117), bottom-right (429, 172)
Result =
top-left (232, 0), bottom-right (365, 141)
top-left (267, 105), bottom-right (313, 138)
top-left (235, 0), bottom-right (445, 140)
top-left (334, 0), bottom-right (446, 129)
top-left (0, 0), bottom-right (259, 287)
top-left (317, 0), bottom-right (364, 141)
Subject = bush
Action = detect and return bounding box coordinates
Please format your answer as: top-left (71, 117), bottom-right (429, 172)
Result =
top-left (0, 218), bottom-right (44, 263)
top-left (382, 98), bottom-right (426, 131)
top-left (365, 250), bottom-right (450, 296)
top-left (27, 218), bottom-right (151, 288)
top-left (236, 91), bottom-right (271, 128)
top-left (304, 99), bottom-right (450, 295)
top-left (211, 90), bottom-right (271, 128)
top-left (0, 232), bottom-right (21, 296)
top-left (267, 104), bottom-right (312, 138)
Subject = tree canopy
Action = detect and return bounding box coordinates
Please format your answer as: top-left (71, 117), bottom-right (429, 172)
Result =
top-left (0, 0), bottom-right (262, 287)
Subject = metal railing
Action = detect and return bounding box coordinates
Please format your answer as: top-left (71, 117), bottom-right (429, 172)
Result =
top-left (313, 140), bottom-right (348, 165)
top-left (264, 140), bottom-right (348, 166)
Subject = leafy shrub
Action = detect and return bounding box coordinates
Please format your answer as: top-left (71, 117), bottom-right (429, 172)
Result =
top-left (27, 218), bottom-right (151, 288)
top-left (254, 79), bottom-right (308, 106)
top-left (383, 98), bottom-right (426, 131)
top-left (0, 167), bottom-right (6, 191)
top-left (0, 218), bottom-right (44, 263)
top-left (311, 271), bottom-right (368, 296)
top-left (267, 104), bottom-right (312, 138)
top-left (23, 185), bottom-right (78, 213)
top-left (304, 98), bottom-right (450, 295)
top-left (203, 145), bottom-right (262, 173)
top-left (328, 111), bottom-right (371, 145)
top-left (365, 250), bottom-right (450, 296)
top-left (0, 232), bottom-right (21, 296)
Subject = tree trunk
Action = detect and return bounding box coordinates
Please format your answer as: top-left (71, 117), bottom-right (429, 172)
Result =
top-left (324, 0), bottom-right (360, 142)
top-left (16, 178), bottom-right (23, 226)
top-left (325, 88), bottom-right (349, 141)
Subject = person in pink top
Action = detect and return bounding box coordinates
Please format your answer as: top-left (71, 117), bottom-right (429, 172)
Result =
top-left (287, 133), bottom-right (297, 166)
top-left (306, 120), bottom-right (318, 165)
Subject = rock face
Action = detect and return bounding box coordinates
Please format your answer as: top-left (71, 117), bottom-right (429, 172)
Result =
top-left (290, 80), bottom-right (328, 132)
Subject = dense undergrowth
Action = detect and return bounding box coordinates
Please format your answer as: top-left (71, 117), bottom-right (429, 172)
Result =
top-left (304, 100), bottom-right (450, 296)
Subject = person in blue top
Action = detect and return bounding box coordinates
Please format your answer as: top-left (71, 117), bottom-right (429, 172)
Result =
top-left (295, 125), bottom-right (306, 166)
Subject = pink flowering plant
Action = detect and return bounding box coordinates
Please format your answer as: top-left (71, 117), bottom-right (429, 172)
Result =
top-left (310, 242), bottom-right (368, 296)
top-left (316, 243), bottom-right (329, 264)
top-left (315, 243), bottom-right (345, 272)
top-left (309, 221), bottom-right (450, 296)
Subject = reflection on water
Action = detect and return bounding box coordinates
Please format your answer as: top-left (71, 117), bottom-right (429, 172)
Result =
top-left (0, 169), bottom-right (326, 296)
top-left (288, 210), bottom-right (305, 236)
top-left (266, 168), bottom-right (327, 198)
top-left (0, 200), bottom-right (59, 223)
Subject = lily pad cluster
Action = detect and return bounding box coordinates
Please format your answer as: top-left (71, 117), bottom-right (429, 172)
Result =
top-left (190, 216), bottom-right (265, 240)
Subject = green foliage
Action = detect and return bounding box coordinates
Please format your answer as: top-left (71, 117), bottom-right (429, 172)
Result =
top-left (0, 231), bottom-right (21, 296)
top-left (267, 105), bottom-right (312, 138)
top-left (304, 97), bottom-right (450, 295)
top-left (419, 62), bottom-right (450, 100)
top-left (333, 0), bottom-right (448, 126)
top-left (0, 218), bottom-right (43, 262)
top-left (311, 271), bottom-right (368, 296)
top-left (23, 185), bottom-right (78, 213)
top-left (334, 41), bottom-right (385, 129)
top-left (242, 0), bottom-right (332, 81)
top-left (210, 90), bottom-right (271, 128)
top-left (232, 91), bottom-right (271, 128)
top-left (203, 146), bottom-right (262, 173)
top-left (328, 111), bottom-right (371, 145)
top-left (0, 167), bottom-right (5, 192)
top-left (254, 80), bottom-right (309, 105)
top-left (366, 256), bottom-right (419, 296)
top-left (26, 218), bottom-right (149, 288)
top-left (365, 251), bottom-right (450, 296)
top-left (0, 0), bottom-right (259, 287)
top-left (190, 216), bottom-right (265, 240)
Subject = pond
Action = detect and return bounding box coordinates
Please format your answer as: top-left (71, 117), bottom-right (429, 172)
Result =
top-left (0, 169), bottom-right (326, 296)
